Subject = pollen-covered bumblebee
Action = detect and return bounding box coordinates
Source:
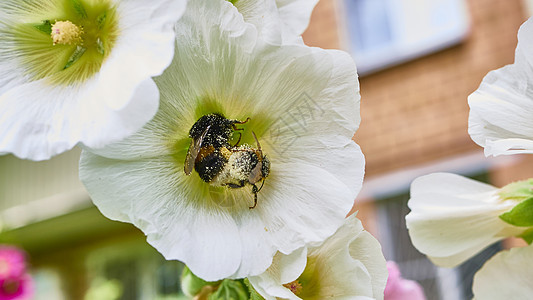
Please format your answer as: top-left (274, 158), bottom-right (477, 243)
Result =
top-left (184, 113), bottom-right (270, 209)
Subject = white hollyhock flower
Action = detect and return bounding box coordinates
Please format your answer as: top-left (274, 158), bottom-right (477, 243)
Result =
top-left (275, 0), bottom-right (319, 39)
top-left (472, 244), bottom-right (533, 299)
top-left (80, 0), bottom-right (364, 282)
top-left (468, 17), bottom-right (533, 156)
top-left (406, 173), bottom-right (525, 267)
top-left (0, 0), bottom-right (186, 160)
top-left (248, 215), bottom-right (388, 300)
top-left (232, 0), bottom-right (318, 45)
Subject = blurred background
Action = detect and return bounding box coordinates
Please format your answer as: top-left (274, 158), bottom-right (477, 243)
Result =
top-left (1, 0), bottom-right (532, 299)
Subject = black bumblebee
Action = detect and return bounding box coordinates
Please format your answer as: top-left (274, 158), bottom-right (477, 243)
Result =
top-left (184, 113), bottom-right (270, 209)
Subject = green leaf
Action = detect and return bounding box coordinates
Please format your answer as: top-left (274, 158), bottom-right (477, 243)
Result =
top-left (244, 278), bottom-right (264, 300)
top-left (519, 227), bottom-right (533, 244)
top-left (499, 197), bottom-right (533, 227)
top-left (499, 179), bottom-right (533, 201)
top-left (63, 46), bottom-right (87, 70)
top-left (208, 279), bottom-right (248, 300)
top-left (33, 20), bottom-right (52, 35)
top-left (180, 266), bottom-right (213, 297)
top-left (70, 0), bottom-right (88, 19)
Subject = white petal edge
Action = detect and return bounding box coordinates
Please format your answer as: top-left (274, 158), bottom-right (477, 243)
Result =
top-left (276, 0), bottom-right (319, 36)
top-left (473, 245), bottom-right (533, 299)
top-left (0, 77), bottom-right (160, 160)
top-left (249, 215), bottom-right (388, 300)
top-left (467, 18), bottom-right (533, 156)
top-left (79, 151), bottom-right (243, 281)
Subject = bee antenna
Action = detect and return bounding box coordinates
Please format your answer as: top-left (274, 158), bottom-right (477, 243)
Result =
top-left (252, 131), bottom-right (262, 152)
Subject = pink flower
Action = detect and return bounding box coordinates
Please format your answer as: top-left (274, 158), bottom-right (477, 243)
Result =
top-left (384, 261), bottom-right (426, 300)
top-left (0, 274), bottom-right (34, 300)
top-left (0, 247), bottom-right (27, 279)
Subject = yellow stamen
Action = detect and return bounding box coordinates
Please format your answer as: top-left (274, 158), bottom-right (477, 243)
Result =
top-left (51, 21), bottom-right (83, 45)
top-left (283, 280), bottom-right (303, 295)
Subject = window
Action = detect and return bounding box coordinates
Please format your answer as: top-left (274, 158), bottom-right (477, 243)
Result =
top-left (342, 0), bottom-right (470, 75)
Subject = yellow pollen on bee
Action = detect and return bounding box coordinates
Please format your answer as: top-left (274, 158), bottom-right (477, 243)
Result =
top-left (283, 280), bottom-right (303, 295)
top-left (220, 147), bottom-right (232, 160)
top-left (51, 20), bottom-right (83, 45)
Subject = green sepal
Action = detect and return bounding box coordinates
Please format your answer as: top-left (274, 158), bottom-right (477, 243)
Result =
top-left (519, 227), bottom-right (533, 244)
top-left (63, 46), bottom-right (87, 70)
top-left (499, 179), bottom-right (533, 201)
top-left (33, 20), bottom-right (52, 35)
top-left (499, 197), bottom-right (533, 227)
top-left (208, 279), bottom-right (248, 300)
top-left (181, 266), bottom-right (213, 297)
top-left (71, 0), bottom-right (88, 18)
top-left (244, 278), bottom-right (264, 300)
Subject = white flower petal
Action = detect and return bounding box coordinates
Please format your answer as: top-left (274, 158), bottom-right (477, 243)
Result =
top-left (406, 173), bottom-right (523, 267)
top-left (233, 0), bottom-right (282, 45)
top-left (248, 248), bottom-right (308, 300)
top-left (250, 215), bottom-right (387, 300)
top-left (260, 161), bottom-right (354, 250)
top-left (468, 18), bottom-right (533, 156)
top-left (473, 245), bottom-right (533, 299)
top-left (348, 232), bottom-right (388, 299)
top-left (0, 77), bottom-right (160, 160)
top-left (276, 0), bottom-right (319, 37)
top-left (313, 215), bottom-right (387, 299)
top-left (79, 151), bottom-right (242, 281)
top-left (232, 0), bottom-right (318, 45)
top-left (96, 0), bottom-right (187, 110)
top-left (0, 0), bottom-right (186, 160)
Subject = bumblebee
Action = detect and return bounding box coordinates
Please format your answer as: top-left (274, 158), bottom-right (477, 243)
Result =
top-left (184, 113), bottom-right (270, 209)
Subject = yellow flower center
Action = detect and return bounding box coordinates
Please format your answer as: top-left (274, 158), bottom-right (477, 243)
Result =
top-left (51, 20), bottom-right (83, 45)
top-left (283, 280), bottom-right (303, 295)
top-left (11, 0), bottom-right (119, 85)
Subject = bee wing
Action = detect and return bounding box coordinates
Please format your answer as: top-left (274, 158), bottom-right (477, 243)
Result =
top-left (248, 161), bottom-right (263, 184)
top-left (184, 125), bottom-right (210, 175)
top-left (248, 132), bottom-right (264, 184)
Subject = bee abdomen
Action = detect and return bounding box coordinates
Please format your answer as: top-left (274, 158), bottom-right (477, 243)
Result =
top-left (195, 152), bottom-right (227, 183)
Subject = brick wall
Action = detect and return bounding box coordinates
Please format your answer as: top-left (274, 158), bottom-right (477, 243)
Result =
top-left (303, 0), bottom-right (529, 177)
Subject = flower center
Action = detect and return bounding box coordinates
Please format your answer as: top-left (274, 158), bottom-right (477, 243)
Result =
top-left (1, 279), bottom-right (20, 295)
top-left (283, 280), bottom-right (303, 295)
top-left (51, 20), bottom-right (83, 45)
top-left (12, 0), bottom-right (119, 85)
top-left (183, 113), bottom-right (270, 209)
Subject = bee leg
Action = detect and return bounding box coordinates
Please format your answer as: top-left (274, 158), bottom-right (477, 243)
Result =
top-left (232, 117), bottom-right (251, 131)
top-left (233, 117), bottom-right (251, 126)
top-left (250, 184), bottom-right (258, 209)
top-left (257, 179), bottom-right (265, 193)
top-left (232, 132), bottom-right (242, 147)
